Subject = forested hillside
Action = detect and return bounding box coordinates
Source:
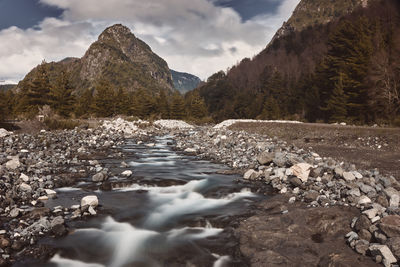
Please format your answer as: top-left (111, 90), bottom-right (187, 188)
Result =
top-left (0, 24), bottom-right (209, 122)
top-left (197, 0), bottom-right (400, 125)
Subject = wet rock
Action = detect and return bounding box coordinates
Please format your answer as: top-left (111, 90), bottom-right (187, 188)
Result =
top-left (45, 189), bottom-right (57, 199)
top-left (81, 195), bottom-right (99, 208)
top-left (92, 172), bottom-right (107, 182)
top-left (51, 216), bottom-right (66, 237)
top-left (243, 169), bottom-right (260, 180)
top-left (379, 215), bottom-right (400, 238)
top-left (121, 170), bottom-right (132, 177)
top-left (88, 206), bottom-right (97, 216)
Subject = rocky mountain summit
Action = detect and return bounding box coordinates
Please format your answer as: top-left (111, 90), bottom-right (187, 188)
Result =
top-left (274, 0), bottom-right (371, 40)
top-left (18, 24), bottom-right (175, 95)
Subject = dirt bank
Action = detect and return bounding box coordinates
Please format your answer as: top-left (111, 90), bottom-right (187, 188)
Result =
top-left (229, 122), bottom-right (400, 180)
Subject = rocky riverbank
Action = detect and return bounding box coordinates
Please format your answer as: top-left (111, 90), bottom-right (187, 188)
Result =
top-left (1, 118), bottom-right (399, 266)
top-left (174, 121), bottom-right (400, 266)
top-left (0, 119), bottom-right (157, 266)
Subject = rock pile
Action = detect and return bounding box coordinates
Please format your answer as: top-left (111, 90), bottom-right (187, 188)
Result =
top-left (174, 126), bottom-right (400, 266)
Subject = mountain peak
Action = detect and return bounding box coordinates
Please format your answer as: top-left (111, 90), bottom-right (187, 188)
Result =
top-left (98, 24), bottom-right (134, 42)
top-left (274, 0), bottom-right (371, 40)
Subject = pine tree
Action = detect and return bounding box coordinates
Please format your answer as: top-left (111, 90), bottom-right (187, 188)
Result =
top-left (91, 80), bottom-right (115, 117)
top-left (50, 71), bottom-right (75, 117)
top-left (188, 91), bottom-right (208, 119)
top-left (320, 17), bottom-right (373, 123)
top-left (25, 61), bottom-right (52, 112)
top-left (75, 89), bottom-right (93, 118)
top-left (0, 91), bottom-right (6, 122)
top-left (114, 88), bottom-right (130, 115)
top-left (170, 92), bottom-right (186, 119)
top-left (325, 72), bottom-right (348, 122)
top-left (156, 89), bottom-right (170, 119)
top-left (260, 97), bottom-right (280, 120)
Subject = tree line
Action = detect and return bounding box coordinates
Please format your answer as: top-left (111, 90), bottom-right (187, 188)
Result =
top-left (197, 0), bottom-right (400, 125)
top-left (0, 62), bottom-right (209, 122)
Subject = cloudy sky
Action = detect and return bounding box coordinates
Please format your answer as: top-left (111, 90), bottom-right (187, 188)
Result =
top-left (0, 0), bottom-right (300, 83)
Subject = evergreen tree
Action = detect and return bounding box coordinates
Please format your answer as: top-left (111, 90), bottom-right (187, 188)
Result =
top-left (24, 61), bottom-right (52, 112)
top-left (0, 91), bottom-right (6, 122)
top-left (91, 80), bottom-right (115, 117)
top-left (75, 89), bottom-right (93, 118)
top-left (185, 91), bottom-right (208, 119)
top-left (259, 70), bottom-right (286, 119)
top-left (259, 97), bottom-right (280, 120)
top-left (325, 72), bottom-right (348, 122)
top-left (141, 91), bottom-right (156, 117)
top-left (130, 91), bottom-right (143, 118)
top-left (170, 92), bottom-right (186, 119)
top-left (188, 91), bottom-right (208, 119)
top-left (156, 89), bottom-right (170, 118)
top-left (50, 71), bottom-right (75, 117)
top-left (304, 84), bottom-right (321, 122)
top-left (114, 88), bottom-right (130, 115)
top-left (321, 17), bottom-right (373, 123)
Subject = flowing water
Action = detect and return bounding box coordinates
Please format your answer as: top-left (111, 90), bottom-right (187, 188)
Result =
top-left (19, 136), bottom-right (264, 267)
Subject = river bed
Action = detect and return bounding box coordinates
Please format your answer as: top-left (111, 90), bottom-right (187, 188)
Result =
top-left (15, 136), bottom-right (264, 267)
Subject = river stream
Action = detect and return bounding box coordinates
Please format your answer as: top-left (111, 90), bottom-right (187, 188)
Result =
top-left (18, 136), bottom-right (264, 267)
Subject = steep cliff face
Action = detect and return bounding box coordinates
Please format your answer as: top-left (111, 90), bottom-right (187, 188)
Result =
top-left (19, 24), bottom-right (174, 95)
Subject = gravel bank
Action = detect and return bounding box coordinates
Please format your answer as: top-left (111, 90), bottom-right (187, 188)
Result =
top-left (174, 121), bottom-right (400, 266)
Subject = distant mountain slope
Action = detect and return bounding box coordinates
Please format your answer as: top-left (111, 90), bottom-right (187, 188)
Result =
top-left (0, 84), bottom-right (16, 91)
top-left (171, 70), bottom-right (201, 94)
top-left (18, 24), bottom-right (174, 95)
top-left (198, 0), bottom-right (400, 124)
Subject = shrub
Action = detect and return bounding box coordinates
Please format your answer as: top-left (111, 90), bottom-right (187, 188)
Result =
top-left (44, 118), bottom-right (80, 130)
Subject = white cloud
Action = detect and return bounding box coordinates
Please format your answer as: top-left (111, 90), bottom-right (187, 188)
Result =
top-left (0, 0), bottom-right (300, 82)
